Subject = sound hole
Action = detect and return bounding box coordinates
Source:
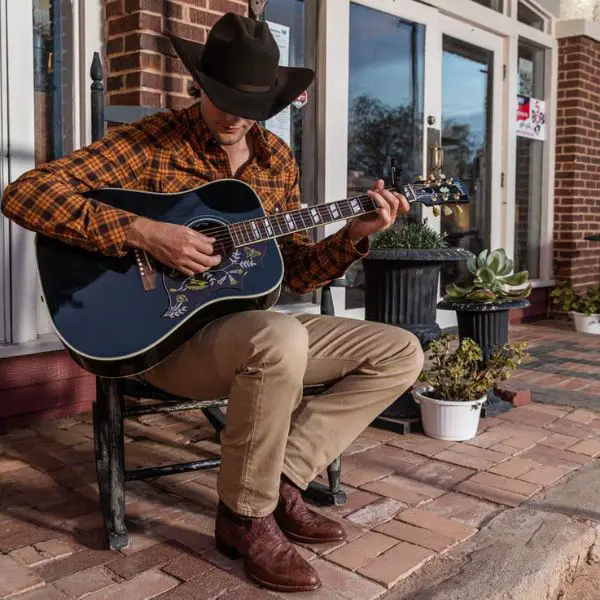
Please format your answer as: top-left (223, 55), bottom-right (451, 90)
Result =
top-left (189, 220), bottom-right (234, 267)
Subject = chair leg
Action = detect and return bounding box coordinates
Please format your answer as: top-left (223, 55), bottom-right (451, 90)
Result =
top-left (202, 406), bottom-right (226, 439)
top-left (93, 377), bottom-right (128, 550)
top-left (303, 455), bottom-right (347, 506)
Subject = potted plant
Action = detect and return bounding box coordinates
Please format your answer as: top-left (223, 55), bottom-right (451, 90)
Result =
top-left (436, 248), bottom-right (531, 417)
top-left (414, 335), bottom-right (526, 441)
top-left (362, 218), bottom-right (472, 347)
top-left (550, 281), bottom-right (600, 334)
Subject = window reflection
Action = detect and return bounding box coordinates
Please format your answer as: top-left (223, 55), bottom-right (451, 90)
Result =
top-left (345, 3), bottom-right (424, 309)
top-left (33, 0), bottom-right (74, 165)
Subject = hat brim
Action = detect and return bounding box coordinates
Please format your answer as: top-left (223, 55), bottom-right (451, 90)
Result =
top-left (166, 32), bottom-right (315, 121)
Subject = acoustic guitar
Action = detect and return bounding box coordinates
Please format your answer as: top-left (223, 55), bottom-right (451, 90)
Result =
top-left (36, 177), bottom-right (468, 377)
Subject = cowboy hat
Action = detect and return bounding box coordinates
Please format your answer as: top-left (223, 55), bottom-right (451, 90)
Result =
top-left (166, 13), bottom-right (315, 121)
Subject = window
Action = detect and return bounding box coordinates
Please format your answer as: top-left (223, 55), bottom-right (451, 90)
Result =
top-left (345, 3), bottom-right (425, 310)
top-left (514, 40), bottom-right (546, 280)
top-left (262, 0), bottom-right (318, 307)
top-left (471, 0), bottom-right (503, 12)
top-left (33, 0), bottom-right (75, 165)
top-left (517, 1), bottom-right (545, 31)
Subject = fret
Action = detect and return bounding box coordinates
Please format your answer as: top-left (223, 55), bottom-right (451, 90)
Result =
top-left (230, 225), bottom-right (242, 247)
top-left (297, 209), bottom-right (310, 230)
top-left (284, 212), bottom-right (296, 231)
top-left (349, 196), bottom-right (364, 215)
top-left (263, 217), bottom-right (274, 237)
top-left (337, 200), bottom-right (354, 219)
top-left (270, 214), bottom-right (286, 236)
top-left (309, 207), bottom-right (321, 224)
top-left (328, 202), bottom-right (341, 220)
top-left (250, 220), bottom-right (261, 241)
top-left (240, 222), bottom-right (252, 244)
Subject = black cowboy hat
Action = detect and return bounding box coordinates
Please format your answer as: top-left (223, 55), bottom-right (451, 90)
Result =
top-left (166, 13), bottom-right (315, 121)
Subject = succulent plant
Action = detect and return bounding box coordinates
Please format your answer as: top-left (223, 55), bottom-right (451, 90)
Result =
top-left (444, 248), bottom-right (531, 302)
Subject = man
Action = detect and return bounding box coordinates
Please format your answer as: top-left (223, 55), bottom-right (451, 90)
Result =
top-left (2, 13), bottom-right (423, 593)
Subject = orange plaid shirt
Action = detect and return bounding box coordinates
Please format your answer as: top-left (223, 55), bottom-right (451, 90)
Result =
top-left (1, 101), bottom-right (367, 294)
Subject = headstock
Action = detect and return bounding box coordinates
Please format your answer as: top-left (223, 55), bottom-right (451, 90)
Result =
top-left (396, 175), bottom-right (469, 217)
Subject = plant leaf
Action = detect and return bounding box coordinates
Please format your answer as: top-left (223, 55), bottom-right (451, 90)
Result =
top-left (499, 271), bottom-right (529, 286)
top-left (466, 288), bottom-right (496, 301)
top-left (477, 267), bottom-right (496, 285)
top-left (467, 255), bottom-right (477, 274)
top-left (477, 249), bottom-right (488, 269)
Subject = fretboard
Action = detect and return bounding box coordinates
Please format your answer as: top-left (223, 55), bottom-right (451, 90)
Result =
top-left (229, 189), bottom-right (402, 247)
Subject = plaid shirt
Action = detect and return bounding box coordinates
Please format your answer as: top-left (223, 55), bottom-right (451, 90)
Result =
top-left (1, 101), bottom-right (367, 294)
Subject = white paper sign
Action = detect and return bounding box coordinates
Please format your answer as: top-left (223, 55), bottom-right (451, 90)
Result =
top-left (265, 21), bottom-right (291, 146)
top-left (516, 95), bottom-right (546, 141)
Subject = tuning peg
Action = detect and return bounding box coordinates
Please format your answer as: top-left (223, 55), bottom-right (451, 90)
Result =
top-left (432, 206), bottom-right (441, 217)
top-left (439, 173), bottom-right (446, 179)
top-left (428, 174), bottom-right (436, 181)
top-left (416, 175), bottom-right (425, 182)
top-left (443, 194), bottom-right (449, 202)
top-left (453, 193), bottom-right (460, 200)
top-left (443, 205), bottom-right (453, 216)
top-left (446, 178), bottom-right (454, 185)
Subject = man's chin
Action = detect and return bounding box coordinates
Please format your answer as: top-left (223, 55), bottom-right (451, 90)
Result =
top-left (214, 131), bottom-right (246, 146)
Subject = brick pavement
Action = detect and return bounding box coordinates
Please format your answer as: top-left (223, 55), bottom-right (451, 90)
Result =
top-left (0, 321), bottom-right (599, 599)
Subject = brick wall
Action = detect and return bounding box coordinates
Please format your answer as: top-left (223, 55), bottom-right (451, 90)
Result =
top-left (104, 0), bottom-right (248, 110)
top-left (554, 35), bottom-right (600, 290)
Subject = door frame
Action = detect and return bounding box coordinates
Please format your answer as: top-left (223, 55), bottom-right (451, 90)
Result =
top-left (318, 0), bottom-right (506, 322)
top-left (434, 15), bottom-right (506, 330)
top-left (317, 0), bottom-right (441, 320)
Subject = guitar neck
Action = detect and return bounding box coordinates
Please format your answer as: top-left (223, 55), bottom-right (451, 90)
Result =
top-left (229, 185), bottom-right (413, 247)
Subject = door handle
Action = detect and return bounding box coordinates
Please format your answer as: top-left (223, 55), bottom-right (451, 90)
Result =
top-left (430, 144), bottom-right (444, 177)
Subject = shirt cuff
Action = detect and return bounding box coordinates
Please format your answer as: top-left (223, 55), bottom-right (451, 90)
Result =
top-left (339, 223), bottom-right (370, 259)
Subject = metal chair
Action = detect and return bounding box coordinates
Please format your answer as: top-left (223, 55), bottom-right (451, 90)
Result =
top-left (89, 52), bottom-right (347, 550)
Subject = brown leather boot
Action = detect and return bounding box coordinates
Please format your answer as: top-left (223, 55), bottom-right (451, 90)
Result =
top-left (275, 477), bottom-right (347, 544)
top-left (214, 501), bottom-right (321, 592)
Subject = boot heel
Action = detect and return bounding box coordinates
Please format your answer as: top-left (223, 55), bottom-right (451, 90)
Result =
top-left (216, 538), bottom-right (241, 560)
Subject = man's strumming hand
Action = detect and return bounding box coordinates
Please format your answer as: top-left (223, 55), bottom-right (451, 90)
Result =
top-left (126, 217), bottom-right (221, 277)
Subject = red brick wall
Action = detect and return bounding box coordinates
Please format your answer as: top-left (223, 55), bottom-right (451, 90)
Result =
top-left (104, 0), bottom-right (248, 110)
top-left (0, 352), bottom-right (95, 431)
top-left (554, 36), bottom-right (600, 290)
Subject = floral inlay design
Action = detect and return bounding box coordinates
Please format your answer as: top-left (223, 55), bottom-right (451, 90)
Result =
top-left (162, 246), bottom-right (263, 319)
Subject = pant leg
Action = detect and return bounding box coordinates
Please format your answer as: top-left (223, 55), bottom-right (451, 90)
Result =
top-left (141, 310), bottom-right (310, 517)
top-left (282, 313), bottom-right (424, 489)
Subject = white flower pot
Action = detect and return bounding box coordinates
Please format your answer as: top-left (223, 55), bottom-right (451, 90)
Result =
top-left (413, 386), bottom-right (485, 441)
top-left (571, 312), bottom-right (600, 335)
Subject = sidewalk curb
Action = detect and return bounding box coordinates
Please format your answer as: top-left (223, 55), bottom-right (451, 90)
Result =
top-left (383, 461), bottom-right (600, 600)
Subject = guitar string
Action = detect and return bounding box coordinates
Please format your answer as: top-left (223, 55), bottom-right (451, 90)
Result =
top-left (188, 196), bottom-right (461, 247)
top-left (166, 183), bottom-right (463, 247)
top-left (204, 196), bottom-right (380, 243)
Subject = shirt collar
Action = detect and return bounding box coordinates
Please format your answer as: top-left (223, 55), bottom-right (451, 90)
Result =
top-left (187, 101), bottom-right (272, 167)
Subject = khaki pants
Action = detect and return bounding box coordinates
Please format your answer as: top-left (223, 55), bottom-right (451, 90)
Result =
top-left (142, 311), bottom-right (424, 517)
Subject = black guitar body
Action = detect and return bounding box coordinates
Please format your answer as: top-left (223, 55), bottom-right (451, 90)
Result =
top-left (36, 180), bottom-right (283, 377)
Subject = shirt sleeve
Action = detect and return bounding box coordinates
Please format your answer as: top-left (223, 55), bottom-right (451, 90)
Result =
top-left (279, 159), bottom-right (369, 295)
top-left (1, 121), bottom-right (154, 257)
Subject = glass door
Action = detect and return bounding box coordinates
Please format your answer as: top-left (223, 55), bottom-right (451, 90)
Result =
top-left (321, 0), bottom-right (440, 319)
top-left (344, 2), bottom-right (426, 311)
top-left (435, 17), bottom-right (504, 329)
top-left (325, 1), bottom-right (504, 323)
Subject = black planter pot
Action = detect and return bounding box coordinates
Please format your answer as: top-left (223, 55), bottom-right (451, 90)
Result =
top-left (363, 248), bottom-right (473, 347)
top-left (364, 248), bottom-right (472, 433)
top-left (437, 298), bottom-right (531, 417)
